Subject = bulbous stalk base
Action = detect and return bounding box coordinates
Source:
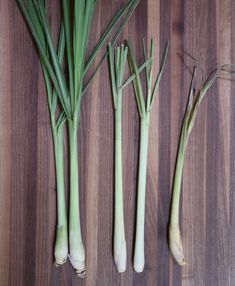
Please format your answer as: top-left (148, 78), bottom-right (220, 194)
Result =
top-left (54, 225), bottom-right (68, 266)
top-left (169, 224), bottom-right (187, 266)
top-left (68, 238), bottom-right (85, 278)
top-left (114, 240), bottom-right (126, 272)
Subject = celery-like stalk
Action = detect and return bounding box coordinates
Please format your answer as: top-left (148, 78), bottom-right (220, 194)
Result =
top-left (127, 39), bottom-right (169, 272)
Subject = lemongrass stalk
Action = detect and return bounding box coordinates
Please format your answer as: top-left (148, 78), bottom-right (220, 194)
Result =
top-left (169, 63), bottom-right (235, 266)
top-left (18, 1), bottom-right (69, 265)
top-left (127, 40), bottom-right (169, 272)
top-left (68, 117), bottom-right (85, 277)
top-left (134, 112), bottom-right (150, 272)
top-left (108, 44), bottom-right (128, 272)
top-left (51, 117), bottom-right (68, 266)
top-left (114, 94), bottom-right (126, 272)
top-left (168, 122), bottom-right (187, 266)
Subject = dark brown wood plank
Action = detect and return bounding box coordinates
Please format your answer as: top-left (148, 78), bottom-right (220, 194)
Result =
top-left (0, 2), bottom-right (11, 285)
top-left (0, 0), bottom-right (235, 285)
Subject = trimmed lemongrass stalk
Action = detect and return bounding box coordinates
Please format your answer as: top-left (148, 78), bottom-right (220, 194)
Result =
top-left (134, 111), bottom-right (150, 273)
top-left (127, 39), bottom-right (169, 272)
top-left (108, 44), bottom-right (128, 272)
top-left (108, 43), bottom-right (155, 272)
top-left (19, 0), bottom-right (140, 277)
top-left (169, 64), bottom-right (235, 266)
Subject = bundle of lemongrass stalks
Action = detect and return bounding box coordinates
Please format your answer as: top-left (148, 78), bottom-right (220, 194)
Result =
top-left (108, 40), bottom-right (169, 273)
top-left (18, 0), bottom-right (139, 277)
top-left (108, 42), bottom-right (234, 272)
top-left (17, 0), bottom-right (234, 278)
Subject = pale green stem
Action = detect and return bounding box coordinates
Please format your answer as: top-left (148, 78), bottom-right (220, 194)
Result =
top-left (114, 94), bottom-right (126, 273)
top-left (51, 118), bottom-right (68, 266)
top-left (169, 127), bottom-right (187, 266)
top-left (134, 112), bottom-right (150, 273)
top-left (170, 135), bottom-right (186, 226)
top-left (68, 117), bottom-right (85, 277)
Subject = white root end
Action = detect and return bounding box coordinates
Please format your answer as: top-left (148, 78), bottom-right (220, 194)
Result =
top-left (54, 233), bottom-right (68, 267)
top-left (55, 257), bottom-right (67, 267)
top-left (114, 240), bottom-right (127, 273)
top-left (68, 240), bottom-right (86, 278)
top-left (68, 254), bottom-right (86, 278)
top-left (133, 261), bottom-right (144, 273)
top-left (169, 224), bottom-right (187, 266)
top-left (133, 247), bottom-right (144, 273)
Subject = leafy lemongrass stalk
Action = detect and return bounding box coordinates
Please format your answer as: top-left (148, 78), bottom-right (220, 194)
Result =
top-left (18, 1), bottom-right (68, 266)
top-left (18, 0), bottom-right (140, 277)
top-left (48, 35), bottom-right (68, 267)
top-left (169, 64), bottom-right (235, 266)
top-left (108, 44), bottom-right (128, 273)
top-left (127, 39), bottom-right (169, 272)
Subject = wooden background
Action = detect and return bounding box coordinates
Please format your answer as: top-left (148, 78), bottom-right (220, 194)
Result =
top-left (0, 0), bottom-right (235, 285)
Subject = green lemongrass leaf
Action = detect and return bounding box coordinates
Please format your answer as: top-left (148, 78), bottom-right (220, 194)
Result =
top-left (56, 111), bottom-right (67, 133)
top-left (142, 39), bottom-right (147, 62)
top-left (118, 45), bottom-right (125, 87)
top-left (121, 57), bottom-right (153, 89)
top-left (51, 24), bottom-right (66, 115)
top-left (185, 65), bottom-right (197, 117)
top-left (81, 1), bottom-right (96, 58)
top-left (149, 40), bottom-right (169, 110)
top-left (84, 0), bottom-right (139, 76)
top-left (18, 1), bottom-right (70, 117)
top-left (148, 39), bottom-right (155, 82)
top-left (41, 24), bottom-right (65, 115)
top-left (120, 46), bottom-right (128, 87)
top-left (108, 0), bottom-right (139, 51)
top-left (127, 39), bottom-right (145, 117)
top-left (108, 43), bottom-right (118, 108)
top-left (27, 1), bottom-right (54, 109)
top-left (82, 0), bottom-right (135, 96)
top-left (73, 2), bottom-right (96, 115)
top-left (82, 0), bottom-right (139, 95)
top-left (143, 39), bottom-right (153, 79)
top-left (62, 0), bottom-right (74, 102)
top-left (36, 1), bottom-right (71, 116)
top-left (23, 0), bottom-right (68, 115)
top-left (116, 46), bottom-right (121, 80)
top-left (146, 39), bottom-right (155, 110)
top-left (42, 64), bottom-right (53, 108)
top-left (73, 0), bottom-right (85, 107)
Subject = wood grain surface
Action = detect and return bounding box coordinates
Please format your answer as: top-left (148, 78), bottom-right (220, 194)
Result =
top-left (0, 0), bottom-right (235, 285)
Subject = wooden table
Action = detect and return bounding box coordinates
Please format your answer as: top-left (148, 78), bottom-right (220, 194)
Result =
top-left (0, 0), bottom-right (234, 285)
